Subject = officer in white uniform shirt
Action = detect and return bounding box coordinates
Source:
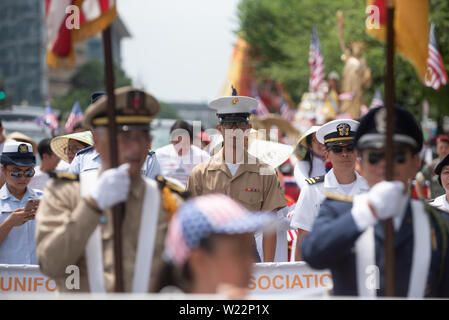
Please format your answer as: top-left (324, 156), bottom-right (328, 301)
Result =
top-left (0, 141), bottom-right (42, 264)
top-left (291, 119), bottom-right (369, 260)
top-left (430, 153), bottom-right (449, 212)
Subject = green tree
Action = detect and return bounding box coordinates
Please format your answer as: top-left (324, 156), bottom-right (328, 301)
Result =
top-left (237, 0), bottom-right (449, 126)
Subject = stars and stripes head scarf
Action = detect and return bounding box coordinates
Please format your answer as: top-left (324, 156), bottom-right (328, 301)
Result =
top-left (164, 194), bottom-right (274, 266)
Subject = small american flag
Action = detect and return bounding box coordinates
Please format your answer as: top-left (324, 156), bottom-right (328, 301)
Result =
top-left (424, 24), bottom-right (448, 90)
top-left (280, 99), bottom-right (294, 122)
top-left (64, 101), bottom-right (83, 133)
top-left (39, 101), bottom-right (59, 131)
top-left (252, 87), bottom-right (270, 118)
top-left (309, 27), bottom-right (325, 92)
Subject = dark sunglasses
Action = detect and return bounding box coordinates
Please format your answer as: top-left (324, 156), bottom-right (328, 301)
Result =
top-left (366, 150), bottom-right (408, 165)
top-left (328, 145), bottom-right (355, 154)
top-left (9, 170), bottom-right (35, 178)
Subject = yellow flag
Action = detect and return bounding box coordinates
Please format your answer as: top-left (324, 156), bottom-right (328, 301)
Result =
top-left (366, 0), bottom-right (429, 82)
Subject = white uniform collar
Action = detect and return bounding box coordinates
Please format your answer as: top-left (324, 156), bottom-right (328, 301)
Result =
top-left (0, 184), bottom-right (37, 201)
top-left (431, 194), bottom-right (449, 211)
top-left (324, 168), bottom-right (365, 189)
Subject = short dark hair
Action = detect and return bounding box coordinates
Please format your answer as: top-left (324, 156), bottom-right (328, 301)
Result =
top-left (170, 120), bottom-right (193, 141)
top-left (72, 121), bottom-right (85, 132)
top-left (38, 138), bottom-right (53, 159)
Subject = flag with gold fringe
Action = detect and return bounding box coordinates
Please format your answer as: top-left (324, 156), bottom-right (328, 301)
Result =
top-left (46, 0), bottom-right (117, 68)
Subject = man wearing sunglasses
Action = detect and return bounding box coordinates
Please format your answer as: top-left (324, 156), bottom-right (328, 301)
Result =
top-left (291, 119), bottom-right (369, 261)
top-left (0, 141), bottom-right (42, 264)
top-left (301, 106), bottom-right (449, 297)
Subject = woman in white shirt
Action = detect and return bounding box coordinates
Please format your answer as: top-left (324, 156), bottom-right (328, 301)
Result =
top-left (293, 126), bottom-right (327, 191)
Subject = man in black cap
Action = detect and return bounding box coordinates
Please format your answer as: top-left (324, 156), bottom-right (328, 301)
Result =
top-left (0, 141), bottom-right (42, 264)
top-left (430, 153), bottom-right (449, 212)
top-left (301, 106), bottom-right (449, 297)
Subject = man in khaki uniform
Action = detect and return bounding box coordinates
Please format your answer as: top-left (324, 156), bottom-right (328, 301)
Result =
top-left (187, 90), bottom-right (287, 262)
top-left (35, 87), bottom-right (185, 293)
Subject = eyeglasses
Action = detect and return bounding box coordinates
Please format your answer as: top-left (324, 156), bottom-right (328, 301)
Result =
top-left (365, 150), bottom-right (409, 165)
top-left (328, 145), bottom-right (355, 154)
top-left (9, 169), bottom-right (35, 178)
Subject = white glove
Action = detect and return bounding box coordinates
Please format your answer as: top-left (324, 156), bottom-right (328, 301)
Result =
top-left (90, 163), bottom-right (131, 210)
top-left (369, 181), bottom-right (406, 220)
top-left (352, 181), bottom-right (406, 231)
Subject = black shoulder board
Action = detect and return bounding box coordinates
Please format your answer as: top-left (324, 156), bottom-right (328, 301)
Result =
top-left (148, 150), bottom-right (155, 157)
top-left (49, 171), bottom-right (79, 181)
top-left (76, 145), bottom-right (94, 156)
top-left (305, 175), bottom-right (324, 185)
top-left (155, 175), bottom-right (190, 199)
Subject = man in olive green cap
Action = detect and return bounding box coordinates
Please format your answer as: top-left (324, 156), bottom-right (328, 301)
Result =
top-left (36, 86), bottom-right (187, 293)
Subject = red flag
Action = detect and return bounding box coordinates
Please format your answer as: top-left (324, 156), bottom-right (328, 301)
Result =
top-left (46, 0), bottom-right (117, 68)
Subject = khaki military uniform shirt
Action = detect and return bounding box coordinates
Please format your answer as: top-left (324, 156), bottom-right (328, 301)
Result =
top-left (187, 149), bottom-right (286, 212)
top-left (35, 174), bottom-right (173, 293)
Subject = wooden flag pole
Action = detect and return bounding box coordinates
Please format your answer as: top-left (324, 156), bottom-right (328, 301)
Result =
top-left (102, 26), bottom-right (125, 292)
top-left (384, 0), bottom-right (396, 297)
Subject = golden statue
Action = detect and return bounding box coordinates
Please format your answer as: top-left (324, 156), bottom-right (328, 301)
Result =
top-left (337, 11), bottom-right (372, 119)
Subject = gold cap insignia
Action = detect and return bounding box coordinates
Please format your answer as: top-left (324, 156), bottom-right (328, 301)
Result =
top-left (231, 98), bottom-right (239, 105)
top-left (336, 123), bottom-right (351, 136)
top-left (18, 144), bottom-right (28, 153)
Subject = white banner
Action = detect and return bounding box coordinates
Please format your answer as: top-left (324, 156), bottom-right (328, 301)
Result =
top-left (0, 262), bottom-right (332, 295)
top-left (0, 264), bottom-right (57, 293)
top-left (249, 262), bottom-right (332, 295)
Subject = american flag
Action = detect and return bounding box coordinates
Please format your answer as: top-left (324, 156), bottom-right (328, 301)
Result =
top-left (39, 102), bottom-right (59, 131)
top-left (309, 27), bottom-right (325, 92)
top-left (46, 0), bottom-right (117, 68)
top-left (251, 86), bottom-right (270, 117)
top-left (64, 101), bottom-right (83, 133)
top-left (280, 99), bottom-right (294, 122)
top-left (424, 24), bottom-right (448, 90)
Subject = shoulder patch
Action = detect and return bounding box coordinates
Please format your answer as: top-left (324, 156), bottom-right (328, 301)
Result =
top-left (156, 175), bottom-right (190, 199)
top-left (323, 192), bottom-right (353, 203)
top-left (305, 175), bottom-right (324, 185)
top-left (76, 145), bottom-right (94, 156)
top-left (49, 171), bottom-right (79, 181)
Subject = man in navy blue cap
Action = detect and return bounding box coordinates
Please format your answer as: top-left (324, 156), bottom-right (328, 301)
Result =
top-left (0, 141), bottom-right (42, 264)
top-left (301, 106), bottom-right (449, 297)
